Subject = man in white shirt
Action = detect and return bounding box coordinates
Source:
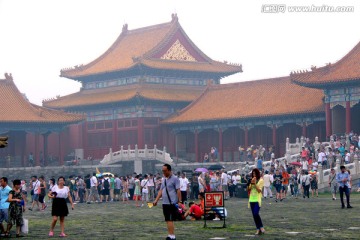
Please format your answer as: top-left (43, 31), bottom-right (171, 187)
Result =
top-left (344, 150), bottom-right (351, 164)
top-left (179, 173), bottom-right (189, 204)
top-left (147, 173), bottom-right (155, 202)
top-left (263, 171), bottom-right (273, 198)
top-left (318, 149), bottom-right (326, 165)
top-left (302, 159), bottom-right (308, 171)
top-left (114, 175), bottom-right (122, 201)
top-left (87, 172), bottom-right (100, 203)
top-left (312, 161), bottom-right (318, 171)
top-left (221, 170), bottom-right (229, 199)
top-left (29, 176), bottom-right (40, 211)
top-left (231, 172), bottom-right (241, 186)
top-left (141, 175), bottom-right (150, 206)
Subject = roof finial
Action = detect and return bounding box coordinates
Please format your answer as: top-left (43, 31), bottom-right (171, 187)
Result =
top-left (171, 13), bottom-right (178, 22)
top-left (4, 73), bottom-right (13, 80)
top-left (122, 23), bottom-right (128, 33)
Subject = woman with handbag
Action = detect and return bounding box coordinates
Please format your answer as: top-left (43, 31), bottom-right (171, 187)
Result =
top-left (6, 179), bottom-right (26, 237)
top-left (121, 177), bottom-right (129, 203)
top-left (133, 175), bottom-right (141, 207)
top-left (39, 176), bottom-right (47, 211)
top-left (48, 176), bottom-right (74, 237)
top-left (247, 168), bottom-right (265, 235)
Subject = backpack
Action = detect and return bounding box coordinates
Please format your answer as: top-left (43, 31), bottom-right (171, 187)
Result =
top-left (104, 179), bottom-right (110, 189)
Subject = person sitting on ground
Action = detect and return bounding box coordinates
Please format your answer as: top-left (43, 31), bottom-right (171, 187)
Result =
top-left (184, 202), bottom-right (203, 220)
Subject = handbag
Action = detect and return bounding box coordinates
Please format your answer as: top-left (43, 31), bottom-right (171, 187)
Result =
top-left (21, 218), bottom-right (28, 234)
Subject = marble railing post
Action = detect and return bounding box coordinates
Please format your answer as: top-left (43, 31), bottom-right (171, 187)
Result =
top-left (318, 164), bottom-right (323, 184)
top-left (109, 148), bottom-right (113, 162)
top-left (144, 144), bottom-right (148, 158)
top-left (300, 136), bottom-right (304, 152)
top-left (354, 154), bottom-right (359, 174)
top-left (135, 144), bottom-right (138, 159)
top-left (335, 159), bottom-right (340, 172)
top-left (285, 138), bottom-right (290, 155)
top-left (163, 146), bottom-right (167, 162)
top-left (345, 134), bottom-right (350, 151)
top-left (154, 145), bottom-right (157, 160)
top-left (128, 145), bottom-right (131, 159)
top-left (330, 135), bottom-right (334, 149)
top-left (296, 137), bottom-right (300, 153)
top-left (120, 145), bottom-right (124, 160)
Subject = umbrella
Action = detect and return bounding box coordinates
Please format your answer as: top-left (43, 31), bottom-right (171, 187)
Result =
top-left (290, 162), bottom-right (302, 166)
top-left (208, 165), bottom-right (225, 171)
top-left (96, 172), bottom-right (114, 177)
top-left (195, 168), bottom-right (208, 173)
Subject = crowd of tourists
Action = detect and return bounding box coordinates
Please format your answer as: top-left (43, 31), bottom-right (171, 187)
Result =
top-left (0, 132), bottom-right (359, 238)
top-left (202, 145), bottom-right (275, 163)
top-left (296, 132), bottom-right (360, 170)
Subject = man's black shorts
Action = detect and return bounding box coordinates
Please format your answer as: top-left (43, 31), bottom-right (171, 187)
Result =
top-left (162, 204), bottom-right (178, 221)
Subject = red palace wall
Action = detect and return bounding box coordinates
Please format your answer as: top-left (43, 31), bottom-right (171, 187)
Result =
top-left (35, 120), bottom-right (326, 164)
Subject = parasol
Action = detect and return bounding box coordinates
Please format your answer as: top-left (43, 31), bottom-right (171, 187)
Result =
top-left (195, 168), bottom-right (209, 173)
top-left (290, 162), bottom-right (302, 166)
top-left (208, 165), bottom-right (225, 171)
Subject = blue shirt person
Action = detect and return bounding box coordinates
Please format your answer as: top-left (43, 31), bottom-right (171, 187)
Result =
top-left (336, 170), bottom-right (350, 188)
top-left (336, 166), bottom-right (352, 208)
top-left (0, 177), bottom-right (12, 233)
top-left (257, 158), bottom-right (263, 171)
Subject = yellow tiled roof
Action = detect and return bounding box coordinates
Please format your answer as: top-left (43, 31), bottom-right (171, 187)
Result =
top-left (0, 75), bottom-right (84, 124)
top-left (163, 76), bottom-right (324, 124)
top-left (43, 83), bottom-right (204, 109)
top-left (60, 15), bottom-right (242, 79)
top-left (291, 40), bottom-right (360, 87)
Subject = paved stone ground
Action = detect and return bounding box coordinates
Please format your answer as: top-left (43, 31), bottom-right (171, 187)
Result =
top-left (8, 193), bottom-right (360, 239)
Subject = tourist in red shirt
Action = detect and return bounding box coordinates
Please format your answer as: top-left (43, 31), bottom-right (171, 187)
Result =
top-left (282, 169), bottom-right (290, 199)
top-left (184, 202), bottom-right (203, 220)
top-left (301, 147), bottom-right (309, 160)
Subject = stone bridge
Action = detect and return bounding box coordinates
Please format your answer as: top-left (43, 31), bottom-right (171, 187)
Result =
top-left (101, 144), bottom-right (173, 174)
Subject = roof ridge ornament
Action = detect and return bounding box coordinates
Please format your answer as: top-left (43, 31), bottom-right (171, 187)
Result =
top-left (4, 73), bottom-right (13, 80)
top-left (132, 56), bottom-right (141, 63)
top-left (122, 23), bottom-right (128, 33)
top-left (171, 13), bottom-right (178, 22)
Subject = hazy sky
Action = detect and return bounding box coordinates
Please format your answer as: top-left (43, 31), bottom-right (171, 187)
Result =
top-left (0, 0), bottom-right (359, 105)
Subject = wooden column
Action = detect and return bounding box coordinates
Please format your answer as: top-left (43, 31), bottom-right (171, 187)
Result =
top-left (194, 130), bottom-right (199, 162)
top-left (346, 101), bottom-right (351, 133)
top-left (58, 131), bottom-right (63, 166)
top-left (43, 132), bottom-right (50, 166)
top-left (35, 132), bottom-right (40, 166)
top-left (272, 125), bottom-right (277, 147)
top-left (325, 102), bottom-right (332, 137)
top-left (137, 118), bottom-right (144, 149)
top-left (21, 132), bottom-right (26, 167)
top-left (112, 120), bottom-right (117, 151)
top-left (244, 127), bottom-right (249, 148)
top-left (173, 131), bottom-right (177, 158)
top-left (218, 128), bottom-right (223, 162)
top-left (302, 123), bottom-right (307, 137)
top-left (158, 125), bottom-right (163, 148)
top-left (82, 122), bottom-right (87, 159)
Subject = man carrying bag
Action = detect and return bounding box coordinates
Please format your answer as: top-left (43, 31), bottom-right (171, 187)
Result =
top-left (153, 164), bottom-right (181, 240)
